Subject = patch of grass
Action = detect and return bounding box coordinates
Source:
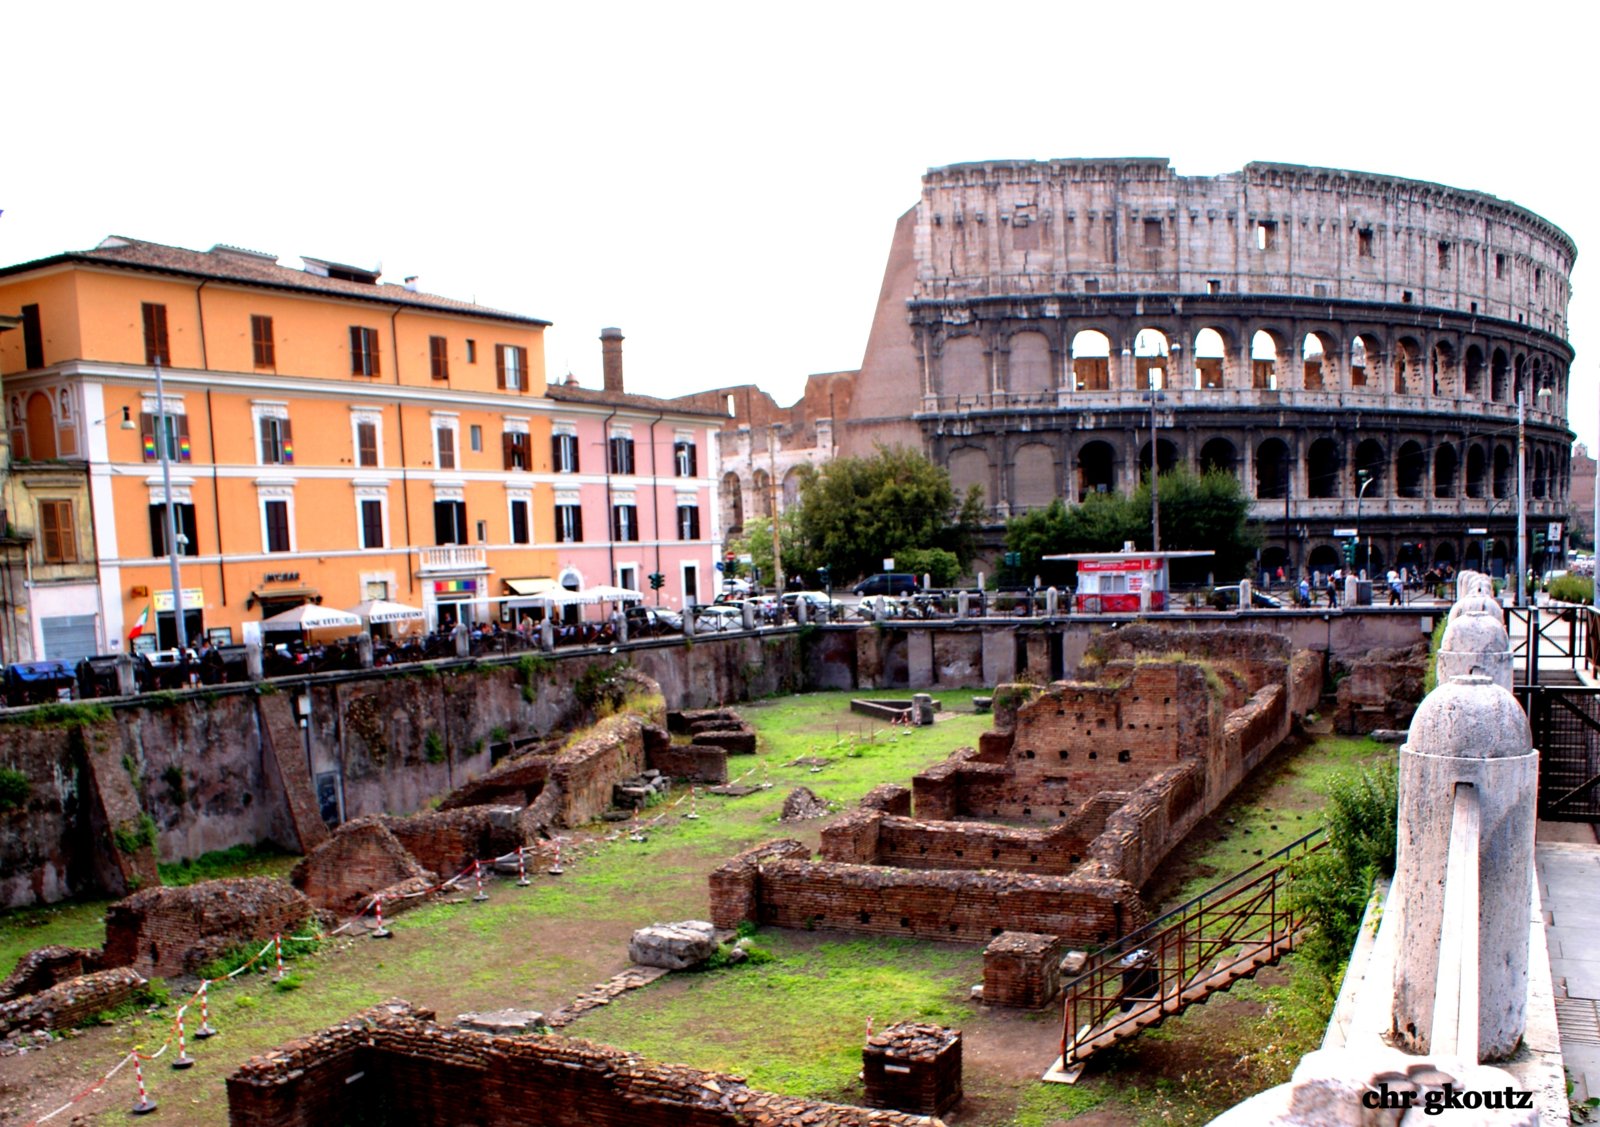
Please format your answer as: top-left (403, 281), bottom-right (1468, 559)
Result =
top-left (157, 842), bottom-right (299, 887)
top-left (1013, 1082), bottom-right (1110, 1126)
top-left (0, 765), bottom-right (30, 811)
top-left (577, 932), bottom-right (976, 1099)
top-left (0, 898), bottom-right (112, 978)
top-left (424, 730), bottom-right (446, 764)
top-left (4, 701), bottom-right (111, 729)
top-left (112, 812), bottom-right (158, 854)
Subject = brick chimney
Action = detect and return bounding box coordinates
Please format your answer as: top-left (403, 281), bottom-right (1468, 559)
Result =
top-left (600, 327), bottom-right (625, 393)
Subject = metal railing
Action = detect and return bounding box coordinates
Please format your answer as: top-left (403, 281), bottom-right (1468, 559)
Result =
top-left (1059, 828), bottom-right (1326, 1069)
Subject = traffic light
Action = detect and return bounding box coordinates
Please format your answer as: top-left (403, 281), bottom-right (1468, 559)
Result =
top-left (1342, 539), bottom-right (1356, 567)
top-left (1003, 551), bottom-right (1022, 568)
top-left (648, 572), bottom-right (665, 590)
top-left (1534, 531), bottom-right (1546, 553)
top-left (817, 566), bottom-right (831, 588)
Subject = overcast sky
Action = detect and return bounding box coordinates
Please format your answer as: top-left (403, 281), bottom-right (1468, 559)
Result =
top-left (6, 1), bottom-right (1596, 446)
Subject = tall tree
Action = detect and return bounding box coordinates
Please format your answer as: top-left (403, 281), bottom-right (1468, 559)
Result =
top-left (795, 446), bottom-right (979, 582)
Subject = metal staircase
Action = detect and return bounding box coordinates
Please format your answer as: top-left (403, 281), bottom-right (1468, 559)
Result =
top-left (1045, 828), bottom-right (1327, 1082)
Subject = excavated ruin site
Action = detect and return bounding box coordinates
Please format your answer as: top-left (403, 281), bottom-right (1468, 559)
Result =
top-left (0, 624), bottom-right (1339, 1126)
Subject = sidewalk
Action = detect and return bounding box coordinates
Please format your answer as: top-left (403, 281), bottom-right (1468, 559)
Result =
top-left (1536, 821), bottom-right (1600, 1105)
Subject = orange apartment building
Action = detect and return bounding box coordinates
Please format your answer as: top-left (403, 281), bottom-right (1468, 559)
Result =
top-left (0, 237), bottom-right (563, 655)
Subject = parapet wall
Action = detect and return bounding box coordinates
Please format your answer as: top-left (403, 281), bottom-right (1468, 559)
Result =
top-left (226, 1002), bottom-right (944, 1127)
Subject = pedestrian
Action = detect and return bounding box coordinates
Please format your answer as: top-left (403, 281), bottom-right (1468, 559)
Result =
top-left (1297, 576), bottom-right (1310, 607)
top-left (1386, 568), bottom-right (1403, 605)
top-left (1326, 573), bottom-right (1340, 607)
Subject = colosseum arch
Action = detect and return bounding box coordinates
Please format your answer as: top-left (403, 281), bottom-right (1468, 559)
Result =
top-left (941, 335), bottom-right (989, 403)
top-left (1465, 443), bottom-right (1487, 498)
top-left (1354, 439), bottom-right (1387, 497)
top-left (1077, 440), bottom-right (1116, 498)
top-left (1193, 327), bottom-right (1229, 390)
top-left (1492, 445), bottom-right (1513, 499)
top-left (1396, 441), bottom-right (1426, 498)
top-left (1463, 344), bottom-right (1485, 399)
top-left (23, 391), bottom-right (56, 461)
top-left (1251, 330), bottom-right (1282, 390)
top-left (1199, 436), bottom-right (1237, 477)
top-left (1255, 437), bottom-right (1290, 499)
top-left (1307, 438), bottom-right (1341, 498)
top-left (1430, 340), bottom-right (1458, 398)
top-left (1394, 337), bottom-right (1423, 396)
top-left (1133, 327), bottom-right (1170, 391)
top-left (1513, 354), bottom-right (1528, 401)
top-left (751, 469), bottom-right (772, 518)
top-left (1491, 348), bottom-right (1510, 402)
top-left (782, 467), bottom-right (806, 509)
top-left (1070, 329), bottom-right (1112, 391)
top-left (1006, 331), bottom-right (1054, 400)
top-left (1434, 445), bottom-right (1458, 498)
top-left (1302, 332), bottom-right (1337, 391)
top-left (720, 472), bottom-right (744, 534)
top-left (1139, 437), bottom-right (1179, 477)
top-left (1350, 333), bottom-right (1381, 389)
top-left (948, 446), bottom-right (991, 509)
top-left (1010, 442), bottom-right (1057, 511)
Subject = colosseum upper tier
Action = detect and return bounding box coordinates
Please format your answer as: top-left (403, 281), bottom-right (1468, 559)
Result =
top-left (858, 158), bottom-right (1577, 579)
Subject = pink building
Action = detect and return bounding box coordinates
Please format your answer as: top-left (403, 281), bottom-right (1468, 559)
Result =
top-left (538, 329), bottom-right (724, 612)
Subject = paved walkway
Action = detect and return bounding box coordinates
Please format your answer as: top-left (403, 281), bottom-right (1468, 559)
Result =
top-left (1537, 822), bottom-right (1600, 1104)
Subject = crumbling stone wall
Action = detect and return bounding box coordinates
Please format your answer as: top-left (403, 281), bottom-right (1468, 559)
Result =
top-left (820, 802), bottom-right (1112, 876)
top-left (102, 877), bottom-right (313, 979)
top-left (379, 806), bottom-right (521, 879)
top-left (520, 712), bottom-right (652, 833)
top-left (226, 1001), bottom-right (945, 1127)
top-left (981, 932), bottom-right (1064, 1009)
top-left (291, 819), bottom-right (435, 916)
top-left (0, 945), bottom-right (103, 1002)
top-left (0, 967), bottom-right (146, 1035)
top-left (1334, 641), bottom-right (1431, 733)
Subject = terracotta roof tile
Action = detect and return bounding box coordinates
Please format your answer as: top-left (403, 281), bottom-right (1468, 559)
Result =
top-left (0, 236), bottom-right (550, 326)
top-left (543, 382), bottom-right (727, 418)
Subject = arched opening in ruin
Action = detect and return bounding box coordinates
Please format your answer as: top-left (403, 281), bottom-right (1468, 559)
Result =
top-left (1433, 541), bottom-right (1458, 567)
top-left (751, 469), bottom-right (772, 518)
top-left (1464, 540), bottom-right (1483, 571)
top-left (1255, 438), bottom-right (1290, 499)
top-left (1259, 545), bottom-right (1290, 579)
top-left (1363, 544), bottom-right (1386, 576)
top-left (1434, 445), bottom-right (1458, 498)
top-left (1307, 438), bottom-right (1340, 498)
top-left (1396, 441), bottom-right (1426, 498)
top-left (1302, 333), bottom-right (1335, 391)
top-left (1430, 340), bottom-right (1457, 398)
top-left (1251, 330), bottom-right (1280, 390)
top-left (1534, 450), bottom-right (1547, 499)
top-left (1465, 443), bottom-right (1486, 499)
top-left (1514, 354), bottom-right (1528, 402)
top-left (1393, 337), bottom-right (1422, 395)
top-left (947, 447), bottom-right (991, 510)
top-left (1354, 439), bottom-right (1387, 497)
top-left (782, 467), bottom-right (805, 509)
top-left (1487, 538), bottom-right (1510, 578)
top-left (23, 391), bottom-right (55, 461)
top-left (1071, 330), bottom-right (1111, 391)
top-left (1199, 437), bottom-right (1237, 478)
top-left (1193, 328), bottom-right (1227, 390)
top-left (1139, 437), bottom-right (1179, 478)
top-left (1350, 334), bottom-right (1379, 389)
top-left (1133, 328), bottom-right (1169, 391)
top-left (1011, 442), bottom-right (1057, 511)
top-left (1007, 331), bottom-right (1053, 399)
top-left (1493, 445), bottom-right (1512, 500)
top-left (1491, 349), bottom-right (1510, 402)
top-left (1464, 344), bottom-right (1485, 398)
top-left (1077, 441), bottom-right (1116, 499)
top-left (941, 335), bottom-right (989, 404)
top-left (1397, 541), bottom-right (1424, 573)
top-left (1308, 544), bottom-right (1341, 576)
top-left (721, 472), bottom-right (744, 534)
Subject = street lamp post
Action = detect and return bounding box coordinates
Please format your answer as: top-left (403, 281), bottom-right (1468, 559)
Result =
top-left (1355, 470), bottom-right (1377, 579)
top-left (1517, 386), bottom-right (1553, 608)
top-left (1143, 373), bottom-right (1166, 553)
top-left (154, 360), bottom-right (188, 652)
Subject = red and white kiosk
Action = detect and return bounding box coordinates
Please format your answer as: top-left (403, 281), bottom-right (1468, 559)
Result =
top-left (1047, 545), bottom-right (1214, 613)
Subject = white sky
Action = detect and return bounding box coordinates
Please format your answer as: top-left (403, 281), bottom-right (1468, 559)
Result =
top-left (5, 1), bottom-right (1597, 445)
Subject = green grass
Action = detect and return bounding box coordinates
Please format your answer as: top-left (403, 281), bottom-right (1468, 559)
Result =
top-left (576, 931), bottom-right (976, 1099)
top-left (0, 897), bottom-right (111, 977)
top-left (157, 842), bottom-right (300, 886)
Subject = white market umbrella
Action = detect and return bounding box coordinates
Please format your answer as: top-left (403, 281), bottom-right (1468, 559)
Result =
top-left (260, 604), bottom-right (363, 631)
top-left (347, 599), bottom-right (425, 625)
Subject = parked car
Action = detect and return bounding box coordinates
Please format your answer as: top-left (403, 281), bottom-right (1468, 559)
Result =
top-left (853, 572), bottom-right (918, 597)
top-left (1209, 584), bottom-right (1284, 610)
top-left (692, 605), bottom-right (745, 632)
top-left (624, 605), bottom-right (682, 635)
top-left (853, 594), bottom-right (907, 619)
top-left (782, 591), bottom-right (836, 619)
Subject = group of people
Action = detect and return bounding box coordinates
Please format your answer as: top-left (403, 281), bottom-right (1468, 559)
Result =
top-left (1281, 560), bottom-right (1460, 608)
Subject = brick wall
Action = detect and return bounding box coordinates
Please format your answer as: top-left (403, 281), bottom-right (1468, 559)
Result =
top-left (0, 967), bottom-right (146, 1035)
top-left (0, 945), bottom-right (102, 1002)
top-left (708, 839), bottom-right (812, 928)
top-left (291, 819), bottom-right (434, 915)
top-left (227, 1002), bottom-right (947, 1127)
top-left (981, 932), bottom-right (1063, 1008)
top-left (102, 877), bottom-right (313, 979)
top-left (821, 807), bottom-right (1106, 876)
top-left (1085, 761), bottom-right (1208, 887)
top-left (862, 1022), bottom-right (962, 1116)
top-left (859, 784), bottom-right (911, 815)
top-left (648, 743), bottom-right (730, 784)
top-left (380, 806), bottom-right (521, 879)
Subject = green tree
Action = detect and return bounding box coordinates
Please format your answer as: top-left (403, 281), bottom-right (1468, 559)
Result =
top-left (728, 513), bottom-right (811, 583)
top-left (896, 547), bottom-right (962, 587)
top-left (794, 446), bottom-right (979, 583)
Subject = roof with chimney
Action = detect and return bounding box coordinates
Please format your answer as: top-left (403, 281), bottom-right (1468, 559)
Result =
top-left (543, 380), bottom-right (727, 419)
top-left (0, 236), bottom-right (550, 326)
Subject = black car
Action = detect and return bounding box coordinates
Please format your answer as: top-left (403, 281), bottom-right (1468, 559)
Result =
top-left (853, 572), bottom-right (918, 597)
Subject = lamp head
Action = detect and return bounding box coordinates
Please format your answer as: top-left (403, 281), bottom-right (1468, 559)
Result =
top-left (119, 406), bottom-right (135, 430)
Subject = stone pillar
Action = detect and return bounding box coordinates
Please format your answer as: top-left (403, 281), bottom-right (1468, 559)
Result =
top-left (615, 612), bottom-right (629, 645)
top-left (682, 608), bottom-right (695, 638)
top-left (244, 641), bottom-right (264, 681)
top-left (795, 598), bottom-right (809, 626)
top-left (1391, 674), bottom-right (1536, 1060)
top-left (356, 633), bottom-right (374, 669)
top-left (114, 654), bottom-right (137, 696)
top-left (1045, 586), bottom-right (1059, 616)
top-left (540, 620), bottom-right (556, 650)
top-left (1435, 609), bottom-right (1512, 692)
top-left (741, 601), bottom-right (755, 631)
top-left (906, 631), bottom-right (934, 689)
top-left (912, 693), bottom-right (935, 726)
top-left (452, 623), bottom-right (470, 658)
top-left (957, 591), bottom-right (970, 619)
top-left (1239, 577), bottom-right (1252, 611)
top-left (1344, 574), bottom-right (1359, 606)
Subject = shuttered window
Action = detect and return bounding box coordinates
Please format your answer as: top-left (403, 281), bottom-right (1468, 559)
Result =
top-left (263, 500), bottom-right (291, 553)
top-left (502, 431), bottom-right (530, 471)
top-left (259, 416), bottom-right (294, 464)
top-left (360, 499), bottom-right (385, 549)
top-left (140, 412), bottom-right (192, 462)
top-left (251, 315), bottom-right (275, 367)
top-left (674, 441), bottom-right (698, 477)
top-left (435, 425), bottom-right (456, 470)
top-left (555, 504), bottom-right (583, 543)
top-left (39, 500), bottom-right (76, 563)
top-left (494, 344), bottom-right (528, 391)
top-left (429, 336), bottom-right (449, 380)
top-left (142, 303), bottom-right (170, 365)
top-left (552, 432), bottom-right (579, 473)
top-left (677, 504), bottom-right (701, 540)
top-left (510, 500), bottom-right (530, 545)
top-left (433, 500), bottom-right (468, 545)
top-left (356, 421), bottom-right (379, 467)
top-left (349, 326), bottom-right (380, 376)
top-left (608, 436), bottom-right (635, 475)
top-left (149, 503), bottom-right (199, 556)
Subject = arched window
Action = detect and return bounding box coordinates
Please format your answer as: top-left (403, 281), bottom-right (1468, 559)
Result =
top-left (1492, 446), bottom-right (1512, 500)
top-left (1077, 441), bottom-right (1116, 499)
top-left (948, 447), bottom-right (990, 510)
top-left (720, 472), bottom-right (744, 534)
top-left (1302, 333), bottom-right (1335, 391)
top-left (1307, 438), bottom-right (1340, 498)
top-left (1463, 345), bottom-right (1485, 398)
top-left (1354, 439), bottom-right (1387, 497)
top-left (1133, 328), bottom-right (1169, 391)
top-left (1255, 438), bottom-right (1290, 499)
top-left (1011, 443), bottom-right (1056, 511)
top-left (1251, 331), bottom-right (1281, 390)
top-left (1070, 330), bottom-right (1111, 391)
top-left (1430, 341), bottom-right (1457, 398)
top-left (1465, 444), bottom-right (1486, 499)
top-left (1194, 328), bottom-right (1227, 390)
top-left (23, 391), bottom-right (56, 461)
top-left (1394, 337), bottom-right (1422, 395)
top-left (1350, 334), bottom-right (1380, 389)
top-left (1434, 446), bottom-right (1458, 498)
top-left (1396, 441), bottom-right (1425, 498)
top-left (1199, 437), bottom-right (1237, 477)
top-left (1491, 349), bottom-right (1510, 402)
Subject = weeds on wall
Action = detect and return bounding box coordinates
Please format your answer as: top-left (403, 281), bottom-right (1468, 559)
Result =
top-left (112, 813), bottom-right (158, 855)
top-left (424, 730), bottom-right (447, 764)
top-left (516, 653), bottom-right (552, 703)
top-left (6, 701), bottom-right (112, 729)
top-left (0, 765), bottom-right (30, 811)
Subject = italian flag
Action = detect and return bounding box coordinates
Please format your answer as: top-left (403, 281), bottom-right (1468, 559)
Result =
top-left (128, 604), bottom-right (151, 641)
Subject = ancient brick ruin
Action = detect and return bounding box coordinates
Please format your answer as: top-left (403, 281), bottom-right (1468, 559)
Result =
top-left (981, 932), bottom-right (1065, 1008)
top-left (227, 1001), bottom-right (947, 1127)
top-left (102, 877), bottom-right (314, 979)
top-left (712, 627), bottom-right (1320, 972)
top-left (861, 1022), bottom-right (962, 1117)
top-left (290, 819), bottom-right (437, 916)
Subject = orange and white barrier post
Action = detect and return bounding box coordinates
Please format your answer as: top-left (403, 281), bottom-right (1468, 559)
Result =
top-left (686, 786), bottom-right (700, 820)
top-left (516, 846), bottom-right (531, 887)
top-left (274, 934), bottom-right (285, 980)
top-left (194, 980), bottom-right (217, 1039)
top-left (547, 840), bottom-right (564, 876)
top-left (472, 859), bottom-right (489, 902)
top-left (372, 895), bottom-right (393, 939)
top-left (131, 1055), bottom-right (157, 1114)
top-left (866, 1016), bottom-right (874, 1039)
top-left (173, 1010), bottom-right (195, 1070)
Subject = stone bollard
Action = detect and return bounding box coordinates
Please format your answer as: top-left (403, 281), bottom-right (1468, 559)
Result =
top-left (452, 623), bottom-right (470, 659)
top-left (1435, 609), bottom-right (1512, 692)
top-left (1391, 673), bottom-right (1536, 1060)
top-left (741, 601), bottom-right (755, 631)
top-left (615, 612), bottom-right (629, 645)
top-left (1046, 586), bottom-right (1059, 617)
top-left (1239, 578), bottom-right (1252, 611)
top-left (1344, 574), bottom-right (1359, 607)
top-left (912, 692), bottom-right (935, 726)
top-left (115, 653), bottom-right (138, 696)
top-left (796, 598), bottom-right (809, 626)
top-left (956, 590), bottom-right (970, 619)
top-left (539, 620), bottom-right (555, 651)
top-left (244, 640), bottom-right (264, 681)
top-left (682, 606), bottom-right (696, 638)
top-left (356, 633), bottom-right (374, 669)
top-left (1448, 589), bottom-right (1504, 622)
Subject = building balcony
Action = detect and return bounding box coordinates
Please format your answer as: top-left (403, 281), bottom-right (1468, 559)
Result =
top-left (417, 546), bottom-right (488, 574)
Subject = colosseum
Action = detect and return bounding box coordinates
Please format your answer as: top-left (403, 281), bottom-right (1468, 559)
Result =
top-left (698, 159), bottom-right (1577, 582)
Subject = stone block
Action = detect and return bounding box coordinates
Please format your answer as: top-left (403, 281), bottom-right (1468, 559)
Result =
top-left (628, 921), bottom-right (718, 970)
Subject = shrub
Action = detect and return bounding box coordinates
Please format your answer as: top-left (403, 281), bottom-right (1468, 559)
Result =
top-left (424, 730), bottom-right (447, 764)
top-left (1547, 574), bottom-right (1593, 605)
top-left (112, 813), bottom-right (158, 854)
top-left (0, 766), bottom-right (29, 811)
